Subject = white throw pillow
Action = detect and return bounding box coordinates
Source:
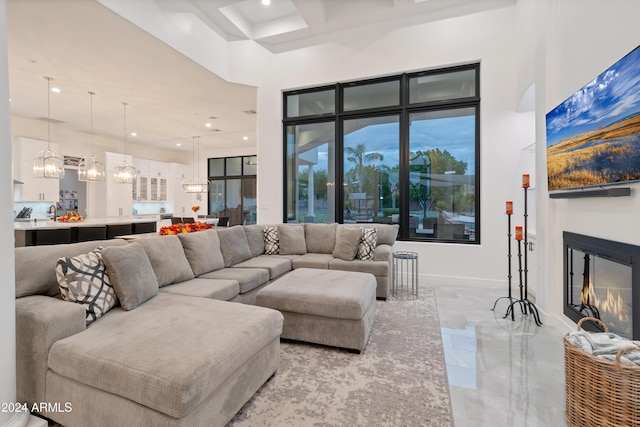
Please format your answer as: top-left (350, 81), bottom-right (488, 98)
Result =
top-left (56, 247), bottom-right (117, 325)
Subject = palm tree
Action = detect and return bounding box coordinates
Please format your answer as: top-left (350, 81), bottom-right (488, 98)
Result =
top-left (345, 144), bottom-right (384, 193)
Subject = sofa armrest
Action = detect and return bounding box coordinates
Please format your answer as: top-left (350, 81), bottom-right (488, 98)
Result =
top-left (16, 295), bottom-right (86, 405)
top-left (373, 244), bottom-right (393, 262)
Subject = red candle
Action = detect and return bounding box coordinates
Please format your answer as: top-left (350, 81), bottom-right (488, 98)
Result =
top-left (515, 226), bottom-right (523, 240)
top-left (522, 174), bottom-right (530, 188)
top-left (506, 201), bottom-right (513, 215)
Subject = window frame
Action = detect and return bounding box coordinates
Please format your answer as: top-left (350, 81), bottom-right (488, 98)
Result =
top-left (282, 63), bottom-right (480, 243)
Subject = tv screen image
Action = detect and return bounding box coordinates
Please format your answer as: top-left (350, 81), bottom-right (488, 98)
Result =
top-left (546, 45), bottom-right (640, 192)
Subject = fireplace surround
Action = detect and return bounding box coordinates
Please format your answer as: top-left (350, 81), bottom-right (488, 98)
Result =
top-left (563, 231), bottom-right (640, 339)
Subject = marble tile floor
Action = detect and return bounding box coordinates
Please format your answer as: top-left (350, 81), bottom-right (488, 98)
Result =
top-left (431, 281), bottom-right (569, 427)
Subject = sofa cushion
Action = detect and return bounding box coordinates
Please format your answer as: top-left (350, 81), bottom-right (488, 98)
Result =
top-left (159, 278), bottom-right (239, 301)
top-left (278, 225), bottom-right (307, 255)
top-left (47, 293), bottom-right (283, 419)
top-left (217, 226), bottom-right (253, 267)
top-left (376, 224), bottom-right (399, 246)
top-left (15, 239), bottom-right (128, 298)
top-left (137, 235), bottom-right (194, 287)
top-left (332, 226), bottom-right (363, 261)
top-left (177, 229), bottom-right (225, 276)
top-left (199, 267), bottom-right (270, 294)
top-left (343, 223), bottom-right (398, 246)
top-left (291, 253), bottom-right (334, 270)
top-left (305, 223), bottom-right (337, 254)
top-left (263, 226), bottom-right (280, 255)
top-left (243, 224), bottom-right (266, 257)
top-left (356, 228), bottom-right (377, 261)
top-left (232, 255), bottom-right (291, 280)
top-left (55, 247), bottom-right (117, 325)
top-left (102, 243), bottom-right (158, 310)
top-left (256, 268), bottom-right (376, 320)
top-left (329, 258), bottom-right (390, 277)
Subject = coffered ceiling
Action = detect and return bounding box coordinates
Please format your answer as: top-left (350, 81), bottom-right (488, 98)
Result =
top-left (6, 0), bottom-right (515, 154)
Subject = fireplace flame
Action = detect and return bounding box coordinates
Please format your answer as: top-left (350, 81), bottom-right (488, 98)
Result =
top-left (584, 284), bottom-right (629, 323)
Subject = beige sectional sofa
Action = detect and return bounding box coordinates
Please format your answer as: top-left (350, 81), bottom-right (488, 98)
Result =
top-left (14, 222), bottom-right (397, 426)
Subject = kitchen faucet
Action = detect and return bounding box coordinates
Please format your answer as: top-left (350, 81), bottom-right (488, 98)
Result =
top-left (48, 204), bottom-right (57, 221)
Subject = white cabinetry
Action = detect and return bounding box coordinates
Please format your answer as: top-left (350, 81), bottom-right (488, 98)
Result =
top-left (132, 158), bottom-right (169, 202)
top-left (15, 137), bottom-right (60, 202)
top-left (149, 160), bottom-right (168, 201)
top-left (132, 158), bottom-right (149, 201)
top-left (105, 152), bottom-right (133, 217)
top-left (169, 163), bottom-right (191, 216)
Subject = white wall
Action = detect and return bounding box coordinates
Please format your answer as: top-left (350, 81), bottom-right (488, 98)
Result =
top-left (537, 0), bottom-right (640, 326)
top-left (257, 5), bottom-right (536, 288)
top-left (1, 2), bottom-right (25, 425)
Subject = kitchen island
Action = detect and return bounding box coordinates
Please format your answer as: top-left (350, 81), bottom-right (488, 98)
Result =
top-left (14, 217), bottom-right (159, 247)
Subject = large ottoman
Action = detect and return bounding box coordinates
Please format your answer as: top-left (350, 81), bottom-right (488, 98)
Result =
top-left (256, 268), bottom-right (376, 352)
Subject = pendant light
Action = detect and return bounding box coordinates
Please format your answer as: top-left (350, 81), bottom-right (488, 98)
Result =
top-left (113, 102), bottom-right (136, 184)
top-left (182, 136), bottom-right (210, 193)
top-left (34, 76), bottom-right (65, 179)
top-left (78, 91), bottom-right (105, 182)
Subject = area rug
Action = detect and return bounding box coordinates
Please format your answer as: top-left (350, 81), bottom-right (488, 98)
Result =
top-left (228, 286), bottom-right (454, 427)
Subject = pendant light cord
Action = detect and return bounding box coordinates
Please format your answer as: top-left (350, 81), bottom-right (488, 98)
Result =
top-left (122, 102), bottom-right (128, 157)
top-left (88, 91), bottom-right (95, 155)
top-left (45, 76), bottom-right (52, 150)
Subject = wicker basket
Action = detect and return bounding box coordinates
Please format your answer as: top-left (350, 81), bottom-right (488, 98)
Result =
top-left (564, 317), bottom-right (640, 427)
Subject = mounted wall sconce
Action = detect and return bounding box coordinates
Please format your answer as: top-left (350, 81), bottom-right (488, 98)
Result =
top-left (78, 91), bottom-right (105, 182)
top-left (33, 76), bottom-right (65, 179)
top-left (182, 136), bottom-right (210, 193)
top-left (113, 102), bottom-right (136, 184)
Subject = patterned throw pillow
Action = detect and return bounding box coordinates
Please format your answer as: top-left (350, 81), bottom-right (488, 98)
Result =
top-left (263, 226), bottom-right (280, 255)
top-left (56, 247), bottom-right (117, 325)
top-left (357, 228), bottom-right (378, 261)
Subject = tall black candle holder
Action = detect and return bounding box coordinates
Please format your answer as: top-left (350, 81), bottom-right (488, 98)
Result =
top-left (503, 179), bottom-right (542, 326)
top-left (491, 207), bottom-right (515, 320)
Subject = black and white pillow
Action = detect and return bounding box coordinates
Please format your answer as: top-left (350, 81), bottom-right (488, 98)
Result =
top-left (357, 228), bottom-right (377, 261)
top-left (263, 226), bottom-right (280, 255)
top-left (56, 247), bottom-right (118, 325)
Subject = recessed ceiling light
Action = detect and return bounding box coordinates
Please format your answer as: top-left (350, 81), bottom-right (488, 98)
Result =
top-left (205, 123), bottom-right (212, 128)
top-left (262, 0), bottom-right (271, 5)
top-left (51, 87), bottom-right (61, 93)
top-left (176, 143), bottom-right (181, 147)
top-left (130, 132), bottom-right (137, 137)
top-left (243, 136), bottom-right (248, 141)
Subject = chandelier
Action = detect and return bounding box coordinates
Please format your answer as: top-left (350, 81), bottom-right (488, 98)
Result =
top-left (113, 102), bottom-right (136, 184)
top-left (182, 136), bottom-right (210, 193)
top-left (33, 76), bottom-right (64, 179)
top-left (78, 91), bottom-right (105, 182)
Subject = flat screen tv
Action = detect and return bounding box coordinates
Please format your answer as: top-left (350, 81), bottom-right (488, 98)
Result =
top-left (546, 45), bottom-right (640, 192)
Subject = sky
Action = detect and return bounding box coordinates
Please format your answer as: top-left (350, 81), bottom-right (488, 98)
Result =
top-left (546, 46), bottom-right (640, 146)
top-left (344, 114), bottom-right (476, 175)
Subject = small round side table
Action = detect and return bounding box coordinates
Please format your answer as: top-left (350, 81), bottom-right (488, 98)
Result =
top-left (392, 251), bottom-right (418, 299)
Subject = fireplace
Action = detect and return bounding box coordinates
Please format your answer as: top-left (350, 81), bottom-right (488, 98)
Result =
top-left (563, 232), bottom-right (640, 339)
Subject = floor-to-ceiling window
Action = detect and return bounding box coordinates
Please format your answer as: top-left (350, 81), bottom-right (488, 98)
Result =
top-left (208, 155), bottom-right (257, 226)
top-left (283, 64), bottom-right (480, 243)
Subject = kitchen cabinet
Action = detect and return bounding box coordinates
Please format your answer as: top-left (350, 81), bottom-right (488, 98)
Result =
top-left (14, 137), bottom-right (60, 202)
top-left (132, 158), bottom-right (149, 201)
top-left (149, 160), bottom-right (168, 201)
top-left (132, 158), bottom-right (169, 201)
top-left (169, 162), bottom-right (191, 215)
top-left (105, 152), bottom-right (133, 217)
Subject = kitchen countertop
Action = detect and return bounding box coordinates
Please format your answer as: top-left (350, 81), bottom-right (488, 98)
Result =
top-left (14, 217), bottom-right (159, 231)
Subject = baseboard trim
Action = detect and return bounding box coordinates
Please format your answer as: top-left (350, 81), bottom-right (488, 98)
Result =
top-left (420, 273), bottom-right (504, 288)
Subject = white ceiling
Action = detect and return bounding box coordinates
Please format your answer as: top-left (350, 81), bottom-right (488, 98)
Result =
top-left (6, 0), bottom-right (515, 154)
